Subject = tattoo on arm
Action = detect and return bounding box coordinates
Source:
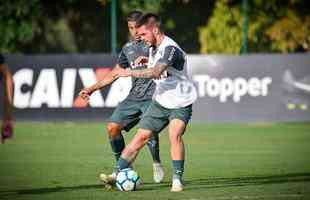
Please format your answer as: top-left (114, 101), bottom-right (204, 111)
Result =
top-left (88, 65), bottom-right (122, 92)
top-left (131, 63), bottom-right (168, 78)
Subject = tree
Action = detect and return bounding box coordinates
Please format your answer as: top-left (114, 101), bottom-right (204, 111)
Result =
top-left (0, 0), bottom-right (41, 53)
top-left (199, 0), bottom-right (310, 54)
top-left (265, 10), bottom-right (310, 52)
top-left (199, 0), bottom-right (243, 54)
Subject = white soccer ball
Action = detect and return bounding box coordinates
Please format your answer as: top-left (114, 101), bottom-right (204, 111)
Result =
top-left (116, 168), bottom-right (141, 191)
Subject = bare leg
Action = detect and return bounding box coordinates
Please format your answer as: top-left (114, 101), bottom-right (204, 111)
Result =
top-left (119, 128), bottom-right (153, 167)
top-left (100, 127), bottom-right (152, 186)
top-left (106, 122), bottom-right (124, 161)
top-left (168, 119), bottom-right (187, 192)
top-left (169, 119), bottom-right (186, 161)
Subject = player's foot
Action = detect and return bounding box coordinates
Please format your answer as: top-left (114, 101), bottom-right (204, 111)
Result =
top-left (153, 163), bottom-right (164, 183)
top-left (99, 172), bottom-right (116, 189)
top-left (170, 178), bottom-right (184, 192)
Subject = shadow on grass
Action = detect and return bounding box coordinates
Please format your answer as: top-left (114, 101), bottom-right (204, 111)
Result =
top-left (0, 184), bottom-right (104, 197)
top-left (185, 172), bottom-right (310, 191)
top-left (1, 172), bottom-right (310, 196)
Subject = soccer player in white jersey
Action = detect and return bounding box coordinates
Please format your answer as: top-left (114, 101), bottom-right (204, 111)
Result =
top-left (113, 13), bottom-right (198, 192)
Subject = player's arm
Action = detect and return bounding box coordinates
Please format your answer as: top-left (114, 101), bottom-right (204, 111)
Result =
top-left (121, 46), bottom-right (178, 79)
top-left (127, 63), bottom-right (168, 79)
top-left (0, 63), bottom-right (13, 121)
top-left (79, 64), bottom-right (124, 100)
top-left (79, 48), bottom-right (129, 101)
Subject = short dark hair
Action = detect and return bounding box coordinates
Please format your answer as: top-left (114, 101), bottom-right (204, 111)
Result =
top-left (135, 13), bottom-right (162, 29)
top-left (127, 10), bottom-right (143, 22)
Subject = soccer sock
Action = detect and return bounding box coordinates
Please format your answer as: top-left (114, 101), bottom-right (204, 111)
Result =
top-left (116, 157), bottom-right (131, 171)
top-left (147, 135), bottom-right (161, 163)
top-left (172, 160), bottom-right (184, 180)
top-left (109, 134), bottom-right (125, 161)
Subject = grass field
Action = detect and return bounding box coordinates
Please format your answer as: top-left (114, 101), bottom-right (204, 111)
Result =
top-left (0, 122), bottom-right (310, 200)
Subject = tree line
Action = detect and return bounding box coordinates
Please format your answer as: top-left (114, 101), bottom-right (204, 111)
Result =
top-left (0, 0), bottom-right (309, 54)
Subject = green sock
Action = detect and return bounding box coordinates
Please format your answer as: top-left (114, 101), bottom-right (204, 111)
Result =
top-left (147, 135), bottom-right (161, 163)
top-left (172, 160), bottom-right (184, 180)
top-left (116, 157), bottom-right (131, 171)
top-left (109, 134), bottom-right (125, 161)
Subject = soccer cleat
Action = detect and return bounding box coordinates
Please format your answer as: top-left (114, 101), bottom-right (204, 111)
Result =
top-left (99, 172), bottom-right (117, 189)
top-left (153, 163), bottom-right (164, 183)
top-left (170, 178), bottom-right (184, 192)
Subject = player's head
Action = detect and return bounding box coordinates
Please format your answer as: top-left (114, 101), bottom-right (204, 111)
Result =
top-left (127, 10), bottom-right (143, 40)
top-left (135, 13), bottom-right (162, 46)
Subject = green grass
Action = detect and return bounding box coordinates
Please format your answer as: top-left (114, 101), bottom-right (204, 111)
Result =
top-left (0, 122), bottom-right (310, 200)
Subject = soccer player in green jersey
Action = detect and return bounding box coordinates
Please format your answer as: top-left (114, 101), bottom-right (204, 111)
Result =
top-left (79, 11), bottom-right (164, 184)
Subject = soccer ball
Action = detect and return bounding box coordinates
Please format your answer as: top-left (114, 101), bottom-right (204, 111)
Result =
top-left (116, 168), bottom-right (141, 191)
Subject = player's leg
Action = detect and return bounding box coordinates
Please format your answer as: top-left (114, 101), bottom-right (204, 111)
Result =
top-left (147, 134), bottom-right (160, 163)
top-left (102, 101), bottom-right (169, 185)
top-left (169, 119), bottom-right (186, 192)
top-left (100, 100), bottom-right (140, 185)
top-left (116, 128), bottom-right (153, 170)
top-left (168, 105), bottom-right (192, 192)
top-left (100, 127), bottom-right (151, 187)
top-left (147, 134), bottom-right (165, 183)
top-left (141, 100), bottom-right (164, 183)
top-left (101, 128), bottom-right (152, 187)
top-left (100, 121), bottom-right (124, 186)
top-left (106, 122), bottom-right (124, 162)
top-left (106, 99), bottom-right (141, 163)
top-left (117, 101), bottom-right (168, 170)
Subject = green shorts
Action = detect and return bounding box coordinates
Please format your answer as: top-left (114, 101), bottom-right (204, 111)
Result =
top-left (108, 99), bottom-right (151, 132)
top-left (139, 101), bottom-right (193, 134)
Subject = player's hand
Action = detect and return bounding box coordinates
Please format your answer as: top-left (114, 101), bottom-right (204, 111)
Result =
top-left (1, 120), bottom-right (13, 144)
top-left (134, 56), bottom-right (148, 66)
top-left (79, 88), bottom-right (92, 101)
top-left (153, 71), bottom-right (168, 80)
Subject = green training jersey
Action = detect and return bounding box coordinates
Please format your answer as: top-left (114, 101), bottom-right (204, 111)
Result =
top-left (117, 40), bottom-right (155, 101)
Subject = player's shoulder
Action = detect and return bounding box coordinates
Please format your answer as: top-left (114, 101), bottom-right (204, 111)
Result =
top-left (161, 36), bottom-right (184, 52)
top-left (121, 40), bottom-right (148, 56)
top-left (123, 41), bottom-right (134, 48)
top-left (162, 36), bottom-right (178, 47)
top-left (160, 37), bottom-right (185, 56)
top-left (121, 41), bottom-right (135, 53)
top-left (122, 40), bottom-right (144, 49)
top-left (119, 41), bottom-right (131, 53)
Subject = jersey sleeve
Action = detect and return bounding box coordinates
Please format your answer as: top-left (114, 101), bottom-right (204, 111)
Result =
top-left (157, 46), bottom-right (185, 71)
top-left (116, 49), bottom-right (129, 69)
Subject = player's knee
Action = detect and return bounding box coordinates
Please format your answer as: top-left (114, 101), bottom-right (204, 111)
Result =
top-left (106, 122), bottom-right (122, 138)
top-left (137, 129), bottom-right (152, 144)
top-left (169, 132), bottom-right (183, 143)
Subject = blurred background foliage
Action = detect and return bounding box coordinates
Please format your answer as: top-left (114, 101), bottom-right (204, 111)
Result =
top-left (199, 0), bottom-right (310, 54)
top-left (0, 0), bottom-right (309, 54)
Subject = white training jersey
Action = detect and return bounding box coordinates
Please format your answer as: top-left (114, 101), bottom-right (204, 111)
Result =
top-left (147, 36), bottom-right (197, 109)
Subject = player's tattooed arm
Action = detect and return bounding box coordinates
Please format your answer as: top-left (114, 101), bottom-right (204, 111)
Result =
top-left (89, 65), bottom-right (121, 91)
top-left (129, 62), bottom-right (168, 79)
top-left (79, 65), bottom-right (122, 100)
